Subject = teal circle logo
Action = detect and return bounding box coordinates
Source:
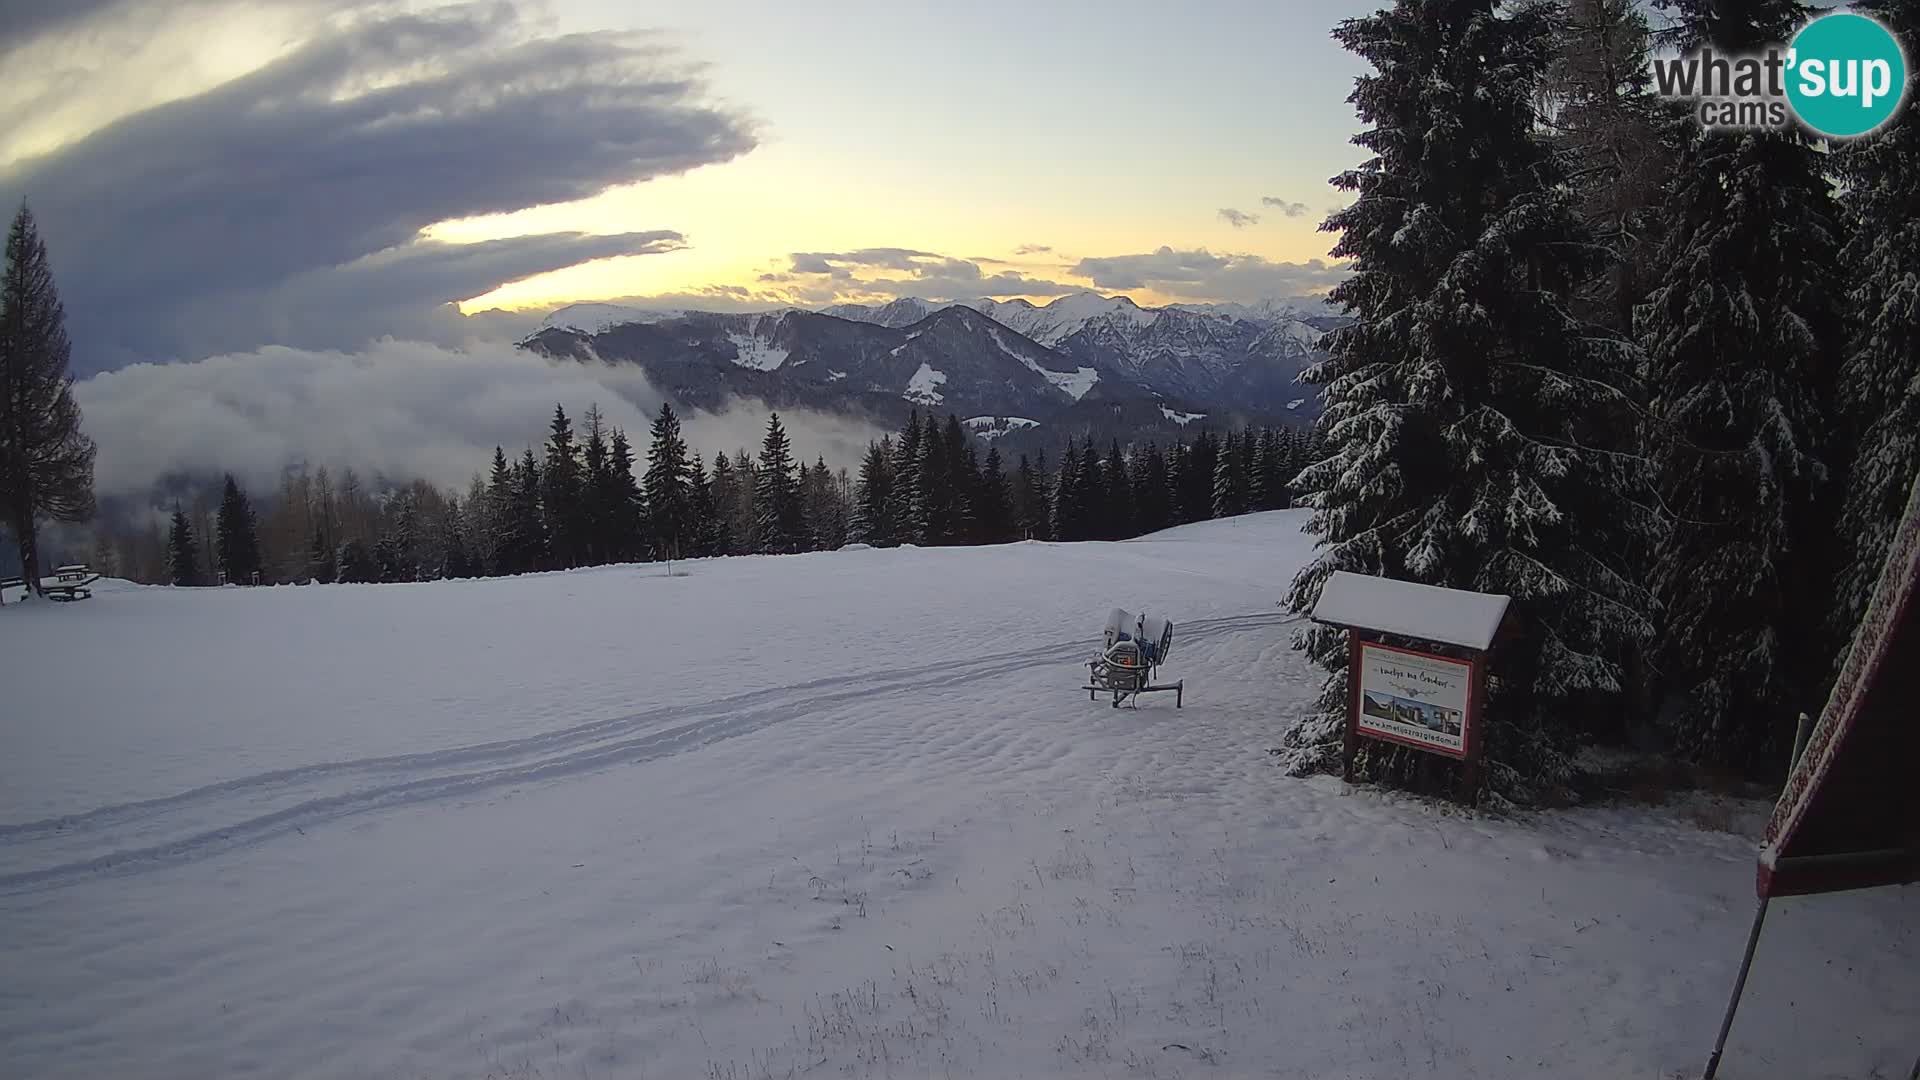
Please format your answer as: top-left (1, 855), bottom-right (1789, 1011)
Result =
top-left (1786, 12), bottom-right (1909, 138)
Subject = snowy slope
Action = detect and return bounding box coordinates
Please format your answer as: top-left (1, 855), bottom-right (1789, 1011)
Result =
top-left (1, 513), bottom-right (1914, 1080)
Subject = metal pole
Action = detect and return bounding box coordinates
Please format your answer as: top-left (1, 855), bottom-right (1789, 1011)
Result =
top-left (1702, 896), bottom-right (1771, 1080)
top-left (1791, 711), bottom-right (1814, 768)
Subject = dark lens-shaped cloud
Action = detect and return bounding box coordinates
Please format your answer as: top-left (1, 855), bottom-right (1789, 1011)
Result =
top-left (1261, 197), bottom-right (1311, 217)
top-left (1218, 208), bottom-right (1260, 228)
top-left (1, 2), bottom-right (757, 373)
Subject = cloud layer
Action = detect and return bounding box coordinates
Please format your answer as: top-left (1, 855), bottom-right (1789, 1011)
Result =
top-left (75, 342), bottom-right (884, 502)
top-left (1218, 208), bottom-right (1260, 229)
top-left (2, 1), bottom-right (756, 373)
top-left (1070, 248), bottom-right (1346, 304)
top-left (767, 249), bottom-right (1081, 304)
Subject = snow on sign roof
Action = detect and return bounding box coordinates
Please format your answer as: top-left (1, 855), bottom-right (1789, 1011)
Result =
top-left (1309, 570), bottom-right (1511, 651)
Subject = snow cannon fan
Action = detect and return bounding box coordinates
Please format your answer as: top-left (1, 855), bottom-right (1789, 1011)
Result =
top-left (1083, 608), bottom-right (1183, 708)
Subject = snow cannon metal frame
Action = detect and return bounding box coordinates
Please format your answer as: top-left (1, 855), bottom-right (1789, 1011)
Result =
top-left (1083, 608), bottom-right (1183, 708)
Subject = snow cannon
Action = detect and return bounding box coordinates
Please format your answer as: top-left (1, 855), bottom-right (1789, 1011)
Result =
top-left (1084, 608), bottom-right (1183, 709)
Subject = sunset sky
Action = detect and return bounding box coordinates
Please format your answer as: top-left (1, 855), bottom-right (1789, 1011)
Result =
top-left (0, 0), bottom-right (1377, 371)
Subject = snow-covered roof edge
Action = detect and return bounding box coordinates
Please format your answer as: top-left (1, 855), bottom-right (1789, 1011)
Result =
top-left (1758, 467), bottom-right (1920, 875)
top-left (1308, 570), bottom-right (1511, 652)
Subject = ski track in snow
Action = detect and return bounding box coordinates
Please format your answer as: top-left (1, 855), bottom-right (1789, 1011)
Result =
top-left (0, 612), bottom-right (1299, 893)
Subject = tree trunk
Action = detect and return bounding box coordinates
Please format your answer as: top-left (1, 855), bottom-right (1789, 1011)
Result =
top-left (15, 508), bottom-right (40, 597)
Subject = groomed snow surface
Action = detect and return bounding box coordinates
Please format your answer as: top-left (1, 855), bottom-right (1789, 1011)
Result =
top-left (2, 511), bottom-right (1914, 1079)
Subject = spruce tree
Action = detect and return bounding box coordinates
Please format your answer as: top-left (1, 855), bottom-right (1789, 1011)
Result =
top-left (1135, 442), bottom-right (1171, 534)
top-left (643, 401), bottom-right (692, 562)
top-left (0, 205), bottom-right (96, 595)
top-left (1212, 431), bottom-right (1243, 519)
top-left (1030, 449), bottom-right (1053, 541)
top-left (442, 499), bottom-right (476, 578)
top-left (1829, 0), bottom-right (1920, 665)
top-left (1051, 442), bottom-right (1082, 542)
top-left (1186, 432), bottom-right (1219, 522)
top-left (731, 450), bottom-right (757, 554)
top-left (486, 447), bottom-right (519, 574)
top-left (166, 506), bottom-right (199, 586)
top-left (215, 473), bottom-right (261, 584)
top-left (1094, 440), bottom-right (1123, 540)
top-left (335, 538), bottom-right (377, 583)
top-left (909, 417), bottom-right (945, 545)
top-left (611, 430), bottom-right (643, 561)
top-left (543, 405), bottom-right (584, 568)
top-left (308, 522), bottom-right (336, 583)
top-left (515, 447), bottom-right (548, 571)
top-left (1010, 453), bottom-right (1037, 540)
top-left (1542, 0), bottom-right (1675, 333)
top-left (976, 446), bottom-right (1012, 544)
top-left (1283, 0), bottom-right (1657, 797)
top-left (853, 439), bottom-right (895, 546)
top-left (1164, 441), bottom-right (1188, 525)
top-left (1639, 0), bottom-right (1847, 768)
top-left (888, 412), bottom-right (923, 542)
top-left (687, 454), bottom-right (716, 558)
top-left (958, 440), bottom-right (981, 544)
top-left (1077, 436), bottom-right (1102, 539)
top-left (801, 456), bottom-right (849, 550)
top-left (462, 472), bottom-right (492, 577)
top-left (707, 451), bottom-right (736, 558)
top-left (941, 415), bottom-right (974, 544)
top-left (755, 413), bottom-right (803, 553)
top-left (581, 404), bottom-right (612, 566)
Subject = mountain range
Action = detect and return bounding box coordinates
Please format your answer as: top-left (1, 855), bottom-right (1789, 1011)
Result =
top-left (518, 292), bottom-right (1341, 456)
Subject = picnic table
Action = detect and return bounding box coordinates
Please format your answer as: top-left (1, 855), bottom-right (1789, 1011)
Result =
top-left (1, 565), bottom-right (102, 603)
top-left (46, 565), bottom-right (101, 601)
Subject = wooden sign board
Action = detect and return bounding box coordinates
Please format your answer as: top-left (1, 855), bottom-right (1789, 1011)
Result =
top-left (1309, 571), bottom-right (1507, 792)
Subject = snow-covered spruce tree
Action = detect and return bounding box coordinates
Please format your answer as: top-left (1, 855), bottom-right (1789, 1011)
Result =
top-left (542, 405), bottom-right (584, 568)
top-left (1010, 453), bottom-right (1037, 540)
top-left (1540, 0), bottom-right (1677, 335)
top-left (485, 447), bottom-right (516, 574)
top-left (1829, 0), bottom-right (1920, 668)
top-left (884, 413), bottom-right (920, 544)
top-left (908, 418), bottom-right (943, 545)
top-left (580, 404), bottom-right (612, 566)
top-left (643, 401), bottom-right (692, 562)
top-left (976, 446), bottom-right (1012, 544)
top-left (1638, 0), bottom-right (1847, 771)
top-left (515, 447), bottom-right (547, 571)
top-left (610, 431), bottom-right (643, 561)
top-left (1103, 440), bottom-right (1133, 540)
top-left (939, 415), bottom-right (974, 544)
top-left (754, 412), bottom-right (803, 554)
top-left (1213, 430), bottom-right (1248, 519)
top-left (215, 473), bottom-right (261, 584)
top-left (686, 454), bottom-right (716, 558)
top-left (853, 439), bottom-right (894, 546)
top-left (1050, 442), bottom-right (1082, 542)
top-left (1282, 0), bottom-right (1656, 801)
top-left (705, 451), bottom-right (735, 558)
top-left (166, 505), bottom-right (199, 586)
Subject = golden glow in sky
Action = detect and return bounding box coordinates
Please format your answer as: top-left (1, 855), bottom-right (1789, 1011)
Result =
top-left (7, 0), bottom-right (1377, 321)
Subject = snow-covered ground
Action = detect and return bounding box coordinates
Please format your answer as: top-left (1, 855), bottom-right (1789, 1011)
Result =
top-left (1, 512), bottom-right (1913, 1079)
